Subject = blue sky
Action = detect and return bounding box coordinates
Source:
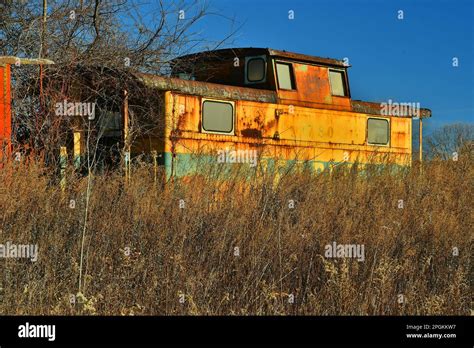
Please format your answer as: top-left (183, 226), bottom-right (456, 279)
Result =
top-left (188, 0), bottom-right (474, 133)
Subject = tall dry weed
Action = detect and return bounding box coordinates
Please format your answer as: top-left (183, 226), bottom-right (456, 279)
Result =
top-left (0, 155), bottom-right (471, 315)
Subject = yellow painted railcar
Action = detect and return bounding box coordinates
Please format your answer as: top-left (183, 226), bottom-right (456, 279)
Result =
top-left (127, 48), bottom-right (431, 180)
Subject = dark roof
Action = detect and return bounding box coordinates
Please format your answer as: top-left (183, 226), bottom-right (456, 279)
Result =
top-left (136, 72), bottom-right (277, 103)
top-left (171, 48), bottom-right (348, 68)
top-left (351, 100), bottom-right (432, 118)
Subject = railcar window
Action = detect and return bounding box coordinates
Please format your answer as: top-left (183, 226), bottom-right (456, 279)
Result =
top-left (367, 118), bottom-right (389, 145)
top-left (329, 70), bottom-right (347, 96)
top-left (99, 110), bottom-right (122, 137)
top-left (202, 100), bottom-right (234, 134)
top-left (276, 62), bottom-right (295, 90)
top-left (247, 58), bottom-right (266, 82)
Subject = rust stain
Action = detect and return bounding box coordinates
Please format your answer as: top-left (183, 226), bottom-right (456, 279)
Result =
top-left (241, 129), bottom-right (262, 138)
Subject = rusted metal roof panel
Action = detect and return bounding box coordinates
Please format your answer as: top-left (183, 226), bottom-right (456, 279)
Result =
top-left (171, 48), bottom-right (347, 68)
top-left (268, 49), bottom-right (347, 67)
top-left (136, 73), bottom-right (277, 103)
top-left (351, 100), bottom-right (432, 118)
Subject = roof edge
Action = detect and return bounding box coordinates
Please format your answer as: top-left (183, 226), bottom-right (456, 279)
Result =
top-left (171, 48), bottom-right (348, 67)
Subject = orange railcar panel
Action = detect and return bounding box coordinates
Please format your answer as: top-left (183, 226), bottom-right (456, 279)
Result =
top-left (0, 64), bottom-right (12, 152)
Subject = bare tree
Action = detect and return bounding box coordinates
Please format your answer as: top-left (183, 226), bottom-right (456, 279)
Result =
top-left (0, 0), bottom-right (238, 161)
top-left (425, 123), bottom-right (474, 160)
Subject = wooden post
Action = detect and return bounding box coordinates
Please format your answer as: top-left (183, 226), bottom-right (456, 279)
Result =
top-left (124, 151), bottom-right (130, 183)
top-left (60, 146), bottom-right (67, 192)
top-left (151, 150), bottom-right (157, 184)
top-left (38, 0), bottom-right (48, 138)
top-left (73, 131), bottom-right (81, 169)
top-left (419, 117), bottom-right (423, 163)
top-left (123, 90), bottom-right (129, 147)
top-left (40, 0), bottom-right (47, 58)
top-left (123, 89), bottom-right (130, 182)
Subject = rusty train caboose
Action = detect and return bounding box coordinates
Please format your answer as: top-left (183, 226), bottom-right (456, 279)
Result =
top-left (1, 48), bottom-right (431, 179)
top-left (130, 48), bottom-right (431, 179)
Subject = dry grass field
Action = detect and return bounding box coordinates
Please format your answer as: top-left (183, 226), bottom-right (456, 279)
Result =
top-left (0, 153), bottom-right (471, 315)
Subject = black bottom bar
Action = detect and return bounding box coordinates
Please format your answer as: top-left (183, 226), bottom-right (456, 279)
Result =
top-left (0, 316), bottom-right (471, 346)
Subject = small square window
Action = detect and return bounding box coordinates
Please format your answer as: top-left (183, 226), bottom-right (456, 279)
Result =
top-left (329, 70), bottom-right (347, 96)
top-left (247, 58), bottom-right (266, 82)
top-left (202, 100), bottom-right (234, 134)
top-left (276, 62), bottom-right (295, 90)
top-left (367, 118), bottom-right (389, 145)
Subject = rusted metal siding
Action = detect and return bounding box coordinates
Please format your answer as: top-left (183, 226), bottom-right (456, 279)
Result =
top-left (154, 91), bottom-right (412, 179)
top-left (0, 64), bottom-right (12, 151)
top-left (170, 48), bottom-right (347, 92)
top-left (164, 92), bottom-right (411, 150)
top-left (276, 62), bottom-right (352, 111)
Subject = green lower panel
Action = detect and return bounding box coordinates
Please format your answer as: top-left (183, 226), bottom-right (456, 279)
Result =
top-left (157, 152), bottom-right (406, 181)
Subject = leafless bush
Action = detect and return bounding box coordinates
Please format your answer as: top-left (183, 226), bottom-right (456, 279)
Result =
top-left (1, 0), bottom-right (237, 160)
top-left (425, 123), bottom-right (474, 160)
